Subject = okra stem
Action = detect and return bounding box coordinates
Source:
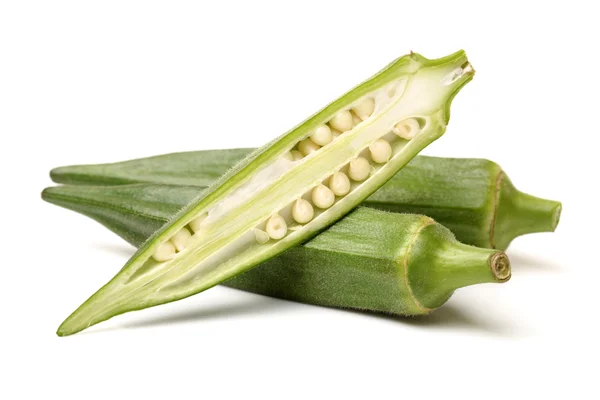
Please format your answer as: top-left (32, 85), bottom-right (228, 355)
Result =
top-left (492, 173), bottom-right (562, 249)
top-left (404, 222), bottom-right (510, 309)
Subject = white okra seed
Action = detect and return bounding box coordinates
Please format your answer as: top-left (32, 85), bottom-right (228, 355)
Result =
top-left (393, 118), bottom-right (421, 139)
top-left (152, 241), bottom-right (176, 262)
top-left (189, 213), bottom-right (208, 233)
top-left (297, 138), bottom-right (320, 156)
top-left (352, 97), bottom-right (375, 120)
top-left (348, 157), bottom-right (371, 181)
top-left (330, 128), bottom-right (342, 139)
top-left (266, 214), bottom-right (287, 240)
top-left (329, 172), bottom-right (351, 196)
top-left (283, 151), bottom-right (294, 161)
top-left (312, 184), bottom-right (335, 209)
top-left (253, 228), bottom-right (270, 244)
top-left (369, 139), bottom-right (392, 163)
top-left (328, 110), bottom-right (354, 132)
top-left (170, 228), bottom-right (192, 252)
top-left (292, 198), bottom-right (314, 224)
top-left (291, 150), bottom-right (304, 161)
top-left (310, 125), bottom-right (333, 146)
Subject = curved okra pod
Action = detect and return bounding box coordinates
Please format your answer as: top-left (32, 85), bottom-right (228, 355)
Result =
top-left (56, 50), bottom-right (474, 336)
top-left (48, 154), bottom-right (561, 250)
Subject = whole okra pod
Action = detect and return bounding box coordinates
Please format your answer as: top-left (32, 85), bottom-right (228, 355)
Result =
top-left (50, 152), bottom-right (561, 250)
top-left (42, 194), bottom-right (511, 316)
top-left (56, 51), bottom-right (473, 335)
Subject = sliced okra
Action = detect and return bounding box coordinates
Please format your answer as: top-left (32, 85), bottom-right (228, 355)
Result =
top-left (57, 50), bottom-right (474, 335)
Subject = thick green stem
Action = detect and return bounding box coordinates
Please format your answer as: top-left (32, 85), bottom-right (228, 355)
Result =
top-left (408, 223), bottom-right (510, 310)
top-left (493, 173), bottom-right (561, 249)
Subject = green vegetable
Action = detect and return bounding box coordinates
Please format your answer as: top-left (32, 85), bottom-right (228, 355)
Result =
top-left (56, 50), bottom-right (473, 336)
top-left (50, 151), bottom-right (561, 250)
top-left (42, 193), bottom-right (510, 315)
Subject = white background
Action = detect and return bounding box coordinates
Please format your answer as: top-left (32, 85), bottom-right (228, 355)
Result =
top-left (1, 1), bottom-right (598, 399)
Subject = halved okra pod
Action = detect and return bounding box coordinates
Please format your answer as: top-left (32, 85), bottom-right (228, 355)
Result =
top-left (56, 50), bottom-right (474, 335)
top-left (49, 153), bottom-right (561, 250)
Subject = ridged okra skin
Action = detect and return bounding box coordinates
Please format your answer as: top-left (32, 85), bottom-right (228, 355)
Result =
top-left (49, 152), bottom-right (561, 250)
top-left (55, 51), bottom-right (474, 335)
top-left (40, 191), bottom-right (510, 315)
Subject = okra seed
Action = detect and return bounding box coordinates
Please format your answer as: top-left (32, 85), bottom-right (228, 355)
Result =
top-left (291, 150), bottom-right (304, 161)
top-left (283, 152), bottom-right (294, 161)
top-left (312, 184), bottom-right (335, 209)
top-left (393, 118), bottom-right (420, 139)
top-left (352, 97), bottom-right (375, 120)
top-left (348, 157), bottom-right (371, 181)
top-left (310, 125), bottom-right (333, 146)
top-left (170, 228), bottom-right (192, 252)
top-left (369, 139), bottom-right (392, 163)
top-left (329, 110), bottom-right (354, 132)
top-left (351, 112), bottom-right (362, 127)
top-left (329, 172), bottom-right (351, 196)
top-left (297, 138), bottom-right (321, 156)
top-left (292, 198), bottom-right (314, 224)
top-left (189, 213), bottom-right (208, 233)
top-left (331, 128), bottom-right (342, 139)
top-left (266, 214), bottom-right (287, 240)
top-left (253, 228), bottom-right (270, 244)
top-left (152, 241), bottom-right (176, 262)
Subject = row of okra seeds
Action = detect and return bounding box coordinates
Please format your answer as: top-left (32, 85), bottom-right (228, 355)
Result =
top-left (152, 95), bottom-right (422, 261)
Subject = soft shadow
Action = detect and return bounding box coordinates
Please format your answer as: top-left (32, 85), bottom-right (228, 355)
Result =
top-left (123, 296), bottom-right (293, 329)
top-left (346, 304), bottom-right (524, 338)
top-left (507, 250), bottom-right (566, 273)
top-left (92, 242), bottom-right (135, 258)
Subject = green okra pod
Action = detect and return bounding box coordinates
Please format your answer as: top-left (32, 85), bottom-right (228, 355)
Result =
top-left (55, 51), bottom-right (473, 335)
top-left (42, 194), bottom-right (510, 316)
top-left (50, 152), bottom-right (561, 250)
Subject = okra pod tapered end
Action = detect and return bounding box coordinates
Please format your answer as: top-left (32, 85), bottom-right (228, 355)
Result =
top-left (492, 173), bottom-right (562, 250)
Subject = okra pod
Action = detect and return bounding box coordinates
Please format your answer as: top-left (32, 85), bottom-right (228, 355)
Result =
top-left (56, 51), bottom-right (474, 335)
top-left (42, 197), bottom-right (510, 316)
top-left (49, 152), bottom-right (561, 249)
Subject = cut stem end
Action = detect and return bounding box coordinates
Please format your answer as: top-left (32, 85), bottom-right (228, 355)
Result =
top-left (490, 252), bottom-right (511, 282)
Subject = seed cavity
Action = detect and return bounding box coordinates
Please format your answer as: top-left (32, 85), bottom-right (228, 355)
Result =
top-left (369, 139), bottom-right (392, 164)
top-left (310, 125), bottom-right (333, 146)
top-left (352, 97), bottom-right (374, 120)
top-left (292, 198), bottom-right (314, 224)
top-left (298, 138), bottom-right (321, 156)
top-left (331, 128), bottom-right (342, 139)
top-left (329, 110), bottom-right (354, 132)
top-left (393, 118), bottom-right (421, 139)
top-left (312, 184), bottom-right (335, 209)
top-left (152, 241), bottom-right (176, 262)
top-left (351, 112), bottom-right (362, 127)
top-left (329, 172), bottom-right (351, 196)
top-left (348, 157), bottom-right (371, 181)
top-left (170, 228), bottom-right (192, 252)
top-left (266, 214), bottom-right (287, 240)
top-left (253, 228), bottom-right (270, 244)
